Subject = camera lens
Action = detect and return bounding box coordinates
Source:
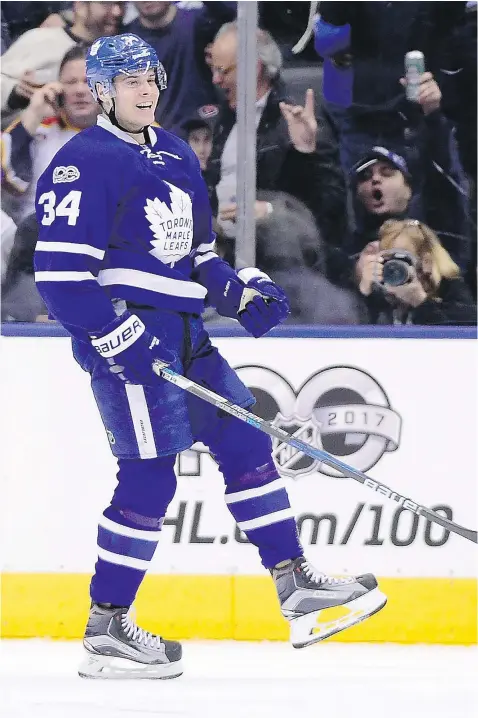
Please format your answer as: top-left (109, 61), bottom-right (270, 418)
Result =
top-left (382, 259), bottom-right (410, 287)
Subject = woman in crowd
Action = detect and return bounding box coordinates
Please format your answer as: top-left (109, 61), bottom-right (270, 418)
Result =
top-left (355, 219), bottom-right (476, 325)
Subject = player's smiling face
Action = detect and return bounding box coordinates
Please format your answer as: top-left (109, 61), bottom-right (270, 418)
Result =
top-left (113, 70), bottom-right (159, 131)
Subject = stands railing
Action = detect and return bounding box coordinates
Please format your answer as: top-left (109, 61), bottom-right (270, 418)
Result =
top-left (2, 323), bottom-right (475, 339)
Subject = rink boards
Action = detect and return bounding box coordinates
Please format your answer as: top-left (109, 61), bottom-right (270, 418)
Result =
top-left (1, 326), bottom-right (477, 644)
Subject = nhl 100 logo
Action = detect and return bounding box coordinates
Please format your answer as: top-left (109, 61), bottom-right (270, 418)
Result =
top-left (176, 365), bottom-right (453, 547)
top-left (235, 365), bottom-right (403, 479)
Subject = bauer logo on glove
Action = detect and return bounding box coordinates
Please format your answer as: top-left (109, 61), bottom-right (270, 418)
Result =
top-left (89, 311), bottom-right (174, 386)
top-left (91, 315), bottom-right (146, 357)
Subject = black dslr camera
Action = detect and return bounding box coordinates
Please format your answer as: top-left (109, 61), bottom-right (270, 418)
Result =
top-left (380, 250), bottom-right (416, 287)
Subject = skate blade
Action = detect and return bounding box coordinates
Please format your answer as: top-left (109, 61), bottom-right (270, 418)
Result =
top-left (290, 587), bottom-right (387, 649)
top-left (78, 652), bottom-right (183, 680)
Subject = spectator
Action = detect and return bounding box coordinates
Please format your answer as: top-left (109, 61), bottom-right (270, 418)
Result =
top-left (1, 45), bottom-right (98, 224)
top-left (182, 113), bottom-right (215, 172)
top-left (255, 192), bottom-right (364, 324)
top-left (1, 1), bottom-right (123, 127)
top-left (40, 10), bottom-right (72, 30)
top-left (354, 219), bottom-right (476, 325)
top-left (353, 149), bottom-right (412, 223)
top-left (1, 2), bottom-right (69, 43)
top-left (315, 1), bottom-right (470, 171)
top-left (126, 1), bottom-right (236, 133)
top-left (180, 109), bottom-right (218, 215)
top-left (1, 208), bottom-right (16, 283)
top-left (1, 212), bottom-right (48, 322)
top-left (206, 21), bottom-right (346, 248)
top-left (347, 141), bottom-right (470, 272)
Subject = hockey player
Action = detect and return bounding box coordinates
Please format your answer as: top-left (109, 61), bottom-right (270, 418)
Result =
top-left (34, 34), bottom-right (386, 679)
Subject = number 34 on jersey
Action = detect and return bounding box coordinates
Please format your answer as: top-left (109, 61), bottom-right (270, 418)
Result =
top-left (38, 190), bottom-right (82, 226)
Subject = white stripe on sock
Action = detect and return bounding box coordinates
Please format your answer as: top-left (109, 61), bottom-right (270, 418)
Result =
top-left (237, 508), bottom-right (295, 532)
top-left (97, 547), bottom-right (150, 571)
top-left (225, 478), bottom-right (285, 504)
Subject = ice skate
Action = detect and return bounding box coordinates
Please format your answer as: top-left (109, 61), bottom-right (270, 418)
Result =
top-left (78, 603), bottom-right (183, 679)
top-left (272, 557), bottom-right (387, 648)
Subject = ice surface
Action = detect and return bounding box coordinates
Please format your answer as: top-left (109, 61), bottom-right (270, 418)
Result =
top-left (1, 640), bottom-right (477, 718)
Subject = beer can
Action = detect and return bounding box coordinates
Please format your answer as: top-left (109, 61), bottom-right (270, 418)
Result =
top-left (404, 51), bottom-right (425, 102)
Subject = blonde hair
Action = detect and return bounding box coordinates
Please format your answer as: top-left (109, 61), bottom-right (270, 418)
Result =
top-left (378, 219), bottom-right (460, 294)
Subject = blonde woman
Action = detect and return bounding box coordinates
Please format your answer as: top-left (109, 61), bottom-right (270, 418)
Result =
top-left (355, 219), bottom-right (476, 325)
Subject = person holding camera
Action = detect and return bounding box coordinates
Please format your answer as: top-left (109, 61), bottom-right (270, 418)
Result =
top-left (344, 140), bottom-right (470, 274)
top-left (1, 45), bottom-right (98, 224)
top-left (355, 219), bottom-right (476, 325)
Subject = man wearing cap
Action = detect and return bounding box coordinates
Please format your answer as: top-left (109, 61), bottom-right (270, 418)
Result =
top-left (181, 109), bottom-right (216, 172)
top-left (353, 147), bottom-right (412, 220)
top-left (346, 144), bottom-right (470, 272)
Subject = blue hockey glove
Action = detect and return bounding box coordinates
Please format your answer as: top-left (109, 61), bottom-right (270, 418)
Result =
top-left (90, 312), bottom-right (174, 385)
top-left (236, 273), bottom-right (290, 338)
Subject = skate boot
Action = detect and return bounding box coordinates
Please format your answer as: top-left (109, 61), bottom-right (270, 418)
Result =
top-left (78, 603), bottom-right (183, 679)
top-left (272, 557), bottom-right (387, 648)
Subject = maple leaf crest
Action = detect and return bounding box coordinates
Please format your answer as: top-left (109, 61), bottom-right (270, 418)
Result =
top-left (144, 182), bottom-right (193, 266)
top-left (165, 181), bottom-right (191, 215)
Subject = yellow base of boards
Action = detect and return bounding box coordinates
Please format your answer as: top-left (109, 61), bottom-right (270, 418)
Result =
top-left (1, 573), bottom-right (476, 644)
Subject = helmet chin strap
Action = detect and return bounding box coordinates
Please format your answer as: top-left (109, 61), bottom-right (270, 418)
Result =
top-left (106, 99), bottom-right (152, 144)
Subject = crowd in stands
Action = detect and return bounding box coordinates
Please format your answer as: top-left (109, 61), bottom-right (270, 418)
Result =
top-left (1, 1), bottom-right (476, 326)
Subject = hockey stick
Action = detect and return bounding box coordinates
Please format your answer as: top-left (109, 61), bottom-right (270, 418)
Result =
top-left (152, 362), bottom-right (478, 544)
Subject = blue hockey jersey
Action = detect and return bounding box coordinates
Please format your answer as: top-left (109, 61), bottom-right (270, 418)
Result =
top-left (34, 116), bottom-right (238, 340)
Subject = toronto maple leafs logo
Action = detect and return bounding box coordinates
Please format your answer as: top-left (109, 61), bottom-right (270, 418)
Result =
top-left (145, 182), bottom-right (193, 266)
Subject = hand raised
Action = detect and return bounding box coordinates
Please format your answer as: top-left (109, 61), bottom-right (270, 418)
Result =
top-left (279, 88), bottom-right (317, 153)
top-left (400, 72), bottom-right (441, 115)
